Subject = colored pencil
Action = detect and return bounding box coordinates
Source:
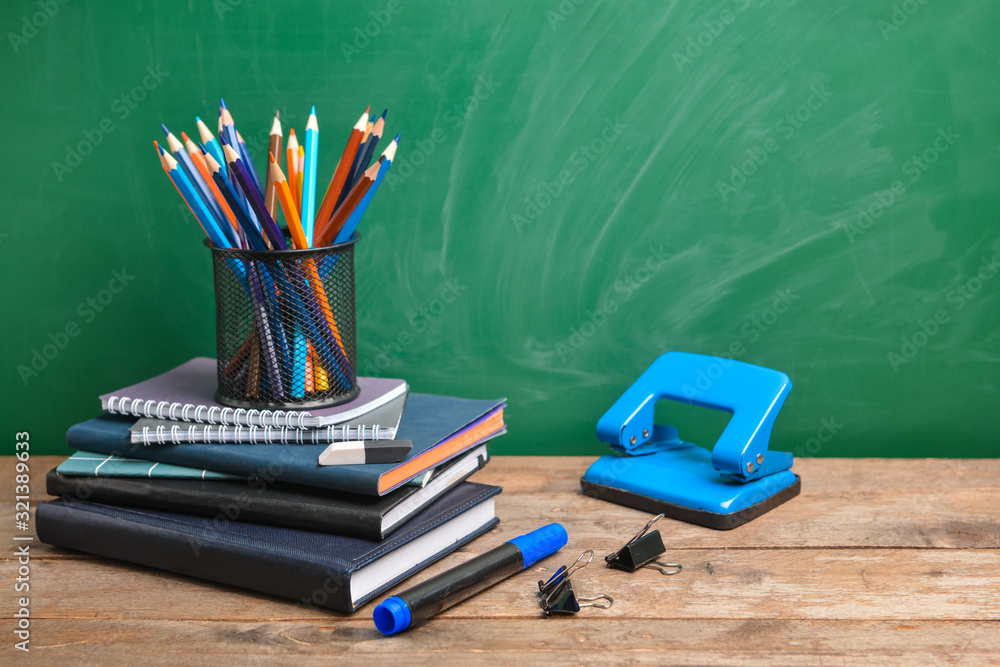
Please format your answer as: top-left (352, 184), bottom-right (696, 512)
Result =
top-left (305, 344), bottom-right (316, 393)
top-left (286, 128), bottom-right (300, 210)
top-left (204, 148), bottom-right (269, 251)
top-left (316, 109), bottom-right (368, 233)
top-left (162, 124), bottom-right (226, 227)
top-left (236, 129), bottom-right (263, 193)
top-left (335, 136), bottom-right (397, 245)
top-left (302, 107), bottom-right (320, 245)
top-left (348, 110), bottom-right (385, 191)
top-left (343, 113), bottom-right (371, 192)
top-left (264, 111), bottom-right (282, 221)
top-left (196, 116), bottom-right (226, 168)
top-left (156, 142), bottom-right (229, 248)
top-left (291, 328), bottom-right (308, 398)
top-left (297, 144), bottom-right (305, 210)
top-left (246, 264), bottom-right (285, 398)
top-left (315, 161), bottom-right (379, 246)
top-left (268, 152), bottom-right (308, 250)
top-left (218, 100), bottom-right (240, 157)
top-left (223, 143), bottom-right (286, 250)
top-left (270, 152), bottom-right (350, 359)
top-left (182, 131), bottom-right (241, 241)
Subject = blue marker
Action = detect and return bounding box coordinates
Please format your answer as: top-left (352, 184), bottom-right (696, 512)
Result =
top-left (374, 523), bottom-right (568, 635)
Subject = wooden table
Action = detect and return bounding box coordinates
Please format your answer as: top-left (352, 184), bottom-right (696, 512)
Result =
top-left (5, 456), bottom-right (1000, 665)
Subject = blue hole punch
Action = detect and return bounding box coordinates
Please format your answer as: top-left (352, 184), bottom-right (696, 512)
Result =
top-left (581, 352), bottom-right (801, 529)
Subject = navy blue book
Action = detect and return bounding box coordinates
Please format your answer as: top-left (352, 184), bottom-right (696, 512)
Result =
top-left (37, 482), bottom-right (501, 613)
top-left (68, 393), bottom-right (506, 496)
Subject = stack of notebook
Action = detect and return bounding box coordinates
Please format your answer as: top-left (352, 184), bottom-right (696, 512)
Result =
top-left (37, 357), bottom-right (507, 612)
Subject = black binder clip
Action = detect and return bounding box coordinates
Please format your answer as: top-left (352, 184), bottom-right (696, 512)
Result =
top-left (538, 550), bottom-right (613, 615)
top-left (605, 514), bottom-right (682, 575)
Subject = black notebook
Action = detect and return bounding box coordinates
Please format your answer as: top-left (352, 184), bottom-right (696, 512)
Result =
top-left (45, 445), bottom-right (490, 539)
top-left (37, 482), bottom-right (500, 613)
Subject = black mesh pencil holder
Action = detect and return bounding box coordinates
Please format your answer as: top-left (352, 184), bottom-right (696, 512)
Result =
top-left (208, 233), bottom-right (360, 410)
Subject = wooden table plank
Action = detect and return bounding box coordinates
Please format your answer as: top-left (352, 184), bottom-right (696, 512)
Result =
top-left (9, 457), bottom-right (1000, 553)
top-left (21, 619), bottom-right (1000, 665)
top-left (5, 456), bottom-right (1000, 664)
top-left (7, 546), bottom-right (998, 622)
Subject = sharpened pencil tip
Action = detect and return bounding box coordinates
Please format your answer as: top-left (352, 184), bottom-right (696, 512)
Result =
top-left (268, 152), bottom-right (276, 163)
top-left (220, 98), bottom-right (228, 110)
top-left (394, 133), bottom-right (401, 142)
top-left (310, 105), bottom-right (316, 115)
top-left (198, 142), bottom-right (207, 153)
top-left (365, 105), bottom-right (371, 113)
top-left (160, 123), bottom-right (170, 136)
top-left (195, 116), bottom-right (202, 123)
top-left (381, 109), bottom-right (388, 120)
top-left (219, 134), bottom-right (229, 145)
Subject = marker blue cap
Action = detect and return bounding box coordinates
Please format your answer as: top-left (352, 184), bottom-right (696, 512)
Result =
top-left (374, 595), bottom-right (411, 635)
top-left (508, 523), bottom-right (568, 570)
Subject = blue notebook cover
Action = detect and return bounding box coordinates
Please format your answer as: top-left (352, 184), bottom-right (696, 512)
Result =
top-left (37, 482), bottom-right (501, 613)
top-left (68, 393), bottom-right (505, 496)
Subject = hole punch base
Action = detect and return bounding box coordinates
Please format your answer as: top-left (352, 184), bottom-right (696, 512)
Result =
top-left (582, 470), bottom-right (801, 530)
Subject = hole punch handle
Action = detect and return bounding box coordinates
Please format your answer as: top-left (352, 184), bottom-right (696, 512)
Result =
top-left (596, 351), bottom-right (793, 480)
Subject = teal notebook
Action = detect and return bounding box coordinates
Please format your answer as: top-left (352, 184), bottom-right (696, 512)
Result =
top-left (57, 451), bottom-right (239, 480)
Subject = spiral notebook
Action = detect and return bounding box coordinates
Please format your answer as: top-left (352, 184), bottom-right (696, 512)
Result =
top-left (128, 393), bottom-right (407, 444)
top-left (100, 357), bottom-right (407, 428)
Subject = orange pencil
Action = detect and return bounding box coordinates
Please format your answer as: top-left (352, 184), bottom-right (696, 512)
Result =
top-left (269, 152), bottom-right (349, 357)
top-left (268, 152), bottom-right (308, 249)
top-left (305, 343), bottom-right (315, 394)
top-left (286, 128), bottom-right (300, 209)
top-left (313, 108), bottom-right (368, 237)
top-left (181, 131), bottom-right (241, 238)
top-left (315, 161), bottom-right (379, 246)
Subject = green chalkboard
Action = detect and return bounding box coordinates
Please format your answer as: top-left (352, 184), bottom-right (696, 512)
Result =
top-left (3, 1), bottom-right (998, 458)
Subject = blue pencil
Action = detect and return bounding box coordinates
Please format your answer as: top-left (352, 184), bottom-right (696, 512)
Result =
top-left (202, 145), bottom-right (269, 251)
top-left (302, 107), bottom-right (319, 246)
top-left (162, 124), bottom-right (227, 227)
top-left (335, 134), bottom-right (397, 245)
top-left (157, 143), bottom-right (230, 248)
top-left (196, 116), bottom-right (226, 171)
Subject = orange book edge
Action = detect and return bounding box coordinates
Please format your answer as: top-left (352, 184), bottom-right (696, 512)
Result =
top-left (378, 410), bottom-right (505, 494)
